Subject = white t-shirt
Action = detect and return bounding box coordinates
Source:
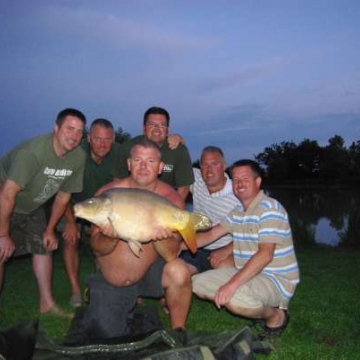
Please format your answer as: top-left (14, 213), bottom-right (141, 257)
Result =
top-left (190, 168), bottom-right (241, 250)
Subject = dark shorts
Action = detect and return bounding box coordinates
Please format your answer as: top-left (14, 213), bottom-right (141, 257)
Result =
top-left (82, 257), bottom-right (166, 339)
top-left (180, 249), bottom-right (212, 273)
top-left (10, 207), bottom-right (50, 256)
top-left (138, 257), bottom-right (166, 298)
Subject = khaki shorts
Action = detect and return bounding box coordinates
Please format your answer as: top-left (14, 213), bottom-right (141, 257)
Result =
top-left (10, 207), bottom-right (51, 256)
top-left (192, 267), bottom-right (283, 309)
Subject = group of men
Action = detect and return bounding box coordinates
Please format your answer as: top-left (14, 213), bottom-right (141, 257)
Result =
top-left (0, 106), bottom-right (299, 339)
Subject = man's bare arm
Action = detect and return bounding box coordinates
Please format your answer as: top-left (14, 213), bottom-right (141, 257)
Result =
top-left (0, 179), bottom-right (21, 262)
top-left (90, 225), bottom-right (118, 257)
top-left (62, 203), bottom-right (80, 245)
top-left (214, 242), bottom-right (276, 308)
top-left (180, 223), bottom-right (228, 252)
top-left (43, 190), bottom-right (71, 251)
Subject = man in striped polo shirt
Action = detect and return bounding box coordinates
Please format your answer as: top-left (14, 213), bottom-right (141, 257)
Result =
top-left (181, 146), bottom-right (240, 275)
top-left (191, 159), bottom-right (299, 338)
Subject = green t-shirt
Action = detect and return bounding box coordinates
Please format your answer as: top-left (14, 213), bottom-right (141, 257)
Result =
top-left (119, 135), bottom-right (194, 189)
top-left (72, 140), bottom-right (126, 202)
top-left (0, 133), bottom-right (86, 214)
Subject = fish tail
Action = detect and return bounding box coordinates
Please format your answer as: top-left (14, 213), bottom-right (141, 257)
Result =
top-left (178, 224), bottom-right (197, 254)
top-left (189, 212), bottom-right (212, 231)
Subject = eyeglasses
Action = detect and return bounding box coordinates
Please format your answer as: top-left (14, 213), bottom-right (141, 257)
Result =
top-left (145, 122), bottom-right (168, 129)
top-left (90, 137), bottom-right (113, 143)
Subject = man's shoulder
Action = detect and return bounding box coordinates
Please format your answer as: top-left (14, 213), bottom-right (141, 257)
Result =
top-left (122, 135), bottom-right (144, 152)
top-left (253, 191), bottom-right (286, 213)
top-left (14, 133), bottom-right (53, 160)
top-left (129, 135), bottom-right (144, 145)
top-left (23, 133), bottom-right (52, 150)
top-left (97, 178), bottom-right (129, 195)
top-left (157, 180), bottom-right (184, 207)
top-left (163, 141), bottom-right (190, 155)
top-left (68, 144), bottom-right (87, 161)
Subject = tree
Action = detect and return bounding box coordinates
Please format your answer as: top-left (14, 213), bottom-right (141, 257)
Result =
top-left (318, 135), bottom-right (349, 180)
top-left (293, 139), bottom-right (321, 179)
top-left (255, 141), bottom-right (297, 181)
top-left (114, 127), bottom-right (131, 144)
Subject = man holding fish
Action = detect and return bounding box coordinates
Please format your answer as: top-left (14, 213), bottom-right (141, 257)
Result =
top-left (76, 138), bottom-right (205, 338)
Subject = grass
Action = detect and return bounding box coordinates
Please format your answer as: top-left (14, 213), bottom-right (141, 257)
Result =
top-left (0, 242), bottom-right (359, 359)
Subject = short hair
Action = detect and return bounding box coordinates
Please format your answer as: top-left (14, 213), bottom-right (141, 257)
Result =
top-left (200, 146), bottom-right (225, 163)
top-left (230, 159), bottom-right (262, 178)
top-left (90, 118), bottom-right (114, 131)
top-left (129, 138), bottom-right (162, 160)
top-left (143, 106), bottom-right (170, 127)
top-left (56, 108), bottom-right (86, 127)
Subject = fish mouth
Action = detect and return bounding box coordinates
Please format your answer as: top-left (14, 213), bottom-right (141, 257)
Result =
top-left (73, 204), bottom-right (80, 217)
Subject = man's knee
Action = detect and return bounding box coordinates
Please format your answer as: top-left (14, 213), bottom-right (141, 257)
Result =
top-left (226, 302), bottom-right (257, 317)
top-left (163, 259), bottom-right (191, 288)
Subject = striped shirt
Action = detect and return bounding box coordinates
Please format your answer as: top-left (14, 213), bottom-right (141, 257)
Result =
top-left (221, 190), bottom-right (300, 307)
top-left (191, 168), bottom-right (240, 249)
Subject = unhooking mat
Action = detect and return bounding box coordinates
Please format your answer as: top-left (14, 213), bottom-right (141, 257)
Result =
top-left (0, 306), bottom-right (273, 360)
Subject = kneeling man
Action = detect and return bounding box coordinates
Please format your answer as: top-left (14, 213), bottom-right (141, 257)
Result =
top-left (82, 138), bottom-right (191, 338)
top-left (191, 159), bottom-right (299, 337)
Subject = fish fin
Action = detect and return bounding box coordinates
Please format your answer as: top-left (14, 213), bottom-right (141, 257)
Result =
top-left (128, 241), bottom-right (143, 257)
top-left (178, 223), bottom-right (197, 254)
top-left (189, 213), bottom-right (212, 231)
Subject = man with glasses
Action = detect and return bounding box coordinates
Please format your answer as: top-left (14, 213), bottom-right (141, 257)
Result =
top-left (61, 118), bottom-right (126, 307)
top-left (119, 107), bottom-right (194, 200)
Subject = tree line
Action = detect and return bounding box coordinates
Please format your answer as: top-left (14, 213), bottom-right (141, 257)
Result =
top-left (254, 135), bottom-right (360, 184)
top-left (89, 127), bottom-right (358, 185)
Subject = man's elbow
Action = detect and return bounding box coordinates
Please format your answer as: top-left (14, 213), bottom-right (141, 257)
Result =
top-left (177, 186), bottom-right (189, 200)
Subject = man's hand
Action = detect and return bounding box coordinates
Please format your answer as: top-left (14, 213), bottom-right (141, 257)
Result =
top-left (214, 282), bottom-right (238, 309)
top-left (167, 134), bottom-right (185, 150)
top-left (99, 222), bottom-right (118, 238)
top-left (151, 226), bottom-right (175, 241)
top-left (209, 244), bottom-right (233, 269)
top-left (62, 221), bottom-right (80, 246)
top-left (0, 235), bottom-right (15, 263)
top-left (43, 230), bottom-right (59, 251)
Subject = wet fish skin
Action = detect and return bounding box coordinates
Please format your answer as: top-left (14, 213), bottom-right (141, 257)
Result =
top-left (73, 188), bottom-right (212, 259)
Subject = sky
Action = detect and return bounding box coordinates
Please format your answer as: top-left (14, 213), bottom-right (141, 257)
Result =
top-left (1, 0), bottom-right (360, 164)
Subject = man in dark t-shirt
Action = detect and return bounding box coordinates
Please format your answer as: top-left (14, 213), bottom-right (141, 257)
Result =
top-left (118, 106), bottom-right (194, 200)
top-left (61, 118), bottom-right (126, 307)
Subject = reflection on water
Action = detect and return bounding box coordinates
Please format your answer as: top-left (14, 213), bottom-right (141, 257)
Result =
top-left (266, 186), bottom-right (359, 249)
top-left (315, 218), bottom-right (341, 247)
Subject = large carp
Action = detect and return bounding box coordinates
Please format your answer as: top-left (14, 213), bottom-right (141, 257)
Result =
top-left (73, 188), bottom-right (212, 260)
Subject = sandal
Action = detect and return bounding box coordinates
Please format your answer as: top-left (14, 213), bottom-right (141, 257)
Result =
top-left (261, 310), bottom-right (289, 339)
top-left (41, 304), bottom-right (74, 320)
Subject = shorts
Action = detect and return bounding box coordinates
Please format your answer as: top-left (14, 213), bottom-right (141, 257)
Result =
top-left (10, 207), bottom-right (50, 256)
top-left (138, 257), bottom-right (166, 298)
top-left (192, 267), bottom-right (283, 309)
top-left (83, 257), bottom-right (166, 338)
top-left (180, 249), bottom-right (212, 273)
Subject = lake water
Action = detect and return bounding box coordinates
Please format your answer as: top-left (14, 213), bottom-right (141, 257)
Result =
top-left (266, 186), bottom-right (359, 249)
top-left (188, 186), bottom-right (359, 249)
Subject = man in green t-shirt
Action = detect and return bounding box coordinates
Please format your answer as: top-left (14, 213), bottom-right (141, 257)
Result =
top-left (119, 106), bottom-right (194, 200)
top-left (60, 118), bottom-right (126, 307)
top-left (0, 108), bottom-right (87, 318)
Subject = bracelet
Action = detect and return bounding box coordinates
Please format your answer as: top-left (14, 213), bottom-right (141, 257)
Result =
top-left (0, 234), bottom-right (9, 238)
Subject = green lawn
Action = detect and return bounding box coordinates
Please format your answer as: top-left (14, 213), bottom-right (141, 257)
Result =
top-left (0, 243), bottom-right (359, 359)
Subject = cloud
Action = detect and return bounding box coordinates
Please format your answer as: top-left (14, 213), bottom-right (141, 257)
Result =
top-left (199, 57), bottom-right (286, 94)
top-left (40, 4), bottom-right (212, 52)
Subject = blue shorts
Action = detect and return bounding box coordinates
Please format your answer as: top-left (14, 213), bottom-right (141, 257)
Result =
top-left (180, 249), bottom-right (212, 273)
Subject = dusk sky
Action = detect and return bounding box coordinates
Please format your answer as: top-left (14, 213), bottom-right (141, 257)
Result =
top-left (1, 0), bottom-right (359, 164)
